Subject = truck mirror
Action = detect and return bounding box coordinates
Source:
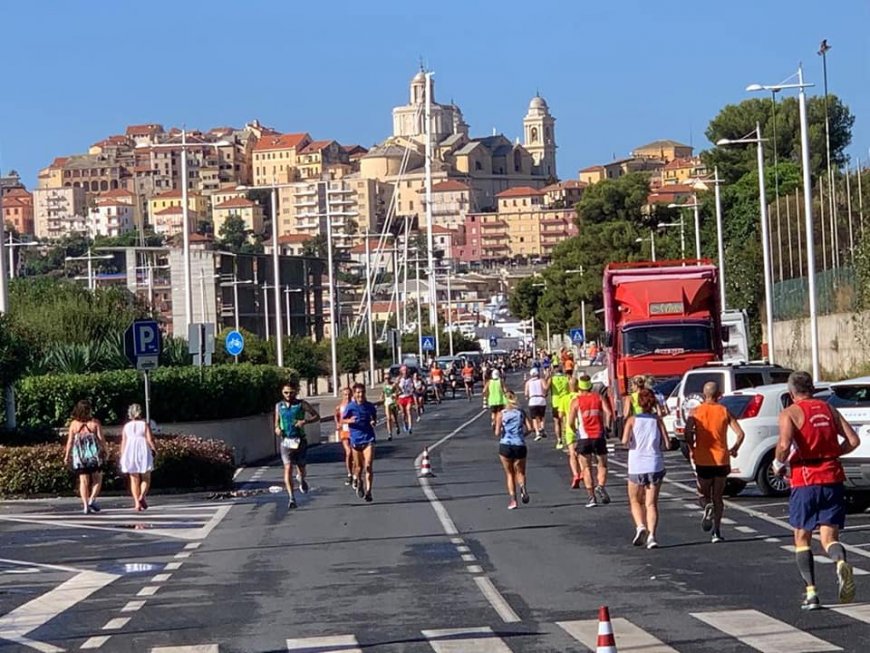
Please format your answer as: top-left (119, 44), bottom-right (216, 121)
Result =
top-left (721, 325), bottom-right (730, 343)
top-left (603, 331), bottom-right (613, 348)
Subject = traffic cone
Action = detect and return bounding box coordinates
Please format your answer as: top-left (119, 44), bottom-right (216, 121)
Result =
top-left (418, 447), bottom-right (436, 478)
top-left (596, 605), bottom-right (617, 653)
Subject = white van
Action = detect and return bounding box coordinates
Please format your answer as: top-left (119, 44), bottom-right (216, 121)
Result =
top-left (721, 309), bottom-right (750, 363)
top-left (827, 377), bottom-right (870, 504)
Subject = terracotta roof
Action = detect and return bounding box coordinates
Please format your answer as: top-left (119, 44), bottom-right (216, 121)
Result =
top-left (342, 144), bottom-right (368, 155)
top-left (496, 186), bottom-right (545, 199)
top-left (663, 157), bottom-right (697, 170)
top-left (653, 183), bottom-right (695, 194)
top-left (634, 139), bottom-right (691, 151)
top-left (215, 197), bottom-right (256, 209)
top-left (371, 301), bottom-right (394, 313)
top-left (299, 139), bottom-right (334, 154)
top-left (152, 189), bottom-right (201, 200)
top-left (542, 180), bottom-right (587, 192)
top-left (100, 188), bottom-right (135, 200)
top-left (94, 198), bottom-right (132, 207)
top-left (126, 124), bottom-right (163, 136)
top-left (2, 197), bottom-right (31, 209)
top-left (189, 233), bottom-right (213, 242)
top-left (431, 225), bottom-right (454, 234)
top-left (431, 180), bottom-right (470, 192)
top-left (579, 165), bottom-right (605, 173)
top-left (265, 234), bottom-right (310, 246)
top-left (49, 157), bottom-right (69, 168)
top-left (253, 133), bottom-right (310, 152)
top-left (154, 205), bottom-right (185, 216)
top-left (4, 188), bottom-right (32, 199)
top-left (349, 237), bottom-right (382, 254)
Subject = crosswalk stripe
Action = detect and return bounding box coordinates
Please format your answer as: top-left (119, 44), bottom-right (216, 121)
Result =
top-left (556, 617), bottom-right (678, 652)
top-left (285, 635), bottom-right (361, 652)
top-left (829, 602), bottom-right (870, 623)
top-left (150, 646), bottom-right (220, 653)
top-left (691, 609), bottom-right (841, 652)
top-left (421, 627), bottom-right (512, 653)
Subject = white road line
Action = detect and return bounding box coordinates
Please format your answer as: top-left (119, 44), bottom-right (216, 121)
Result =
top-left (137, 586), bottom-right (160, 597)
top-left (174, 552), bottom-right (192, 559)
top-left (691, 609), bottom-right (840, 652)
top-left (461, 554), bottom-right (477, 562)
top-left (0, 635), bottom-right (62, 653)
top-left (81, 636), bottom-right (111, 649)
top-left (450, 537), bottom-right (464, 545)
top-left (102, 617), bottom-right (131, 630)
top-left (0, 557), bottom-right (82, 574)
top-left (735, 526), bottom-right (758, 534)
top-left (0, 569), bottom-right (118, 646)
top-left (557, 617), bottom-right (678, 653)
top-left (285, 634), bottom-right (361, 651)
top-left (421, 626), bottom-right (513, 653)
top-left (456, 545), bottom-right (471, 553)
top-left (467, 565), bottom-right (484, 573)
top-left (779, 544), bottom-right (869, 574)
top-left (164, 562), bottom-right (183, 571)
top-left (830, 602), bottom-right (870, 624)
top-left (184, 542), bottom-right (202, 550)
top-left (121, 600), bottom-right (146, 612)
top-left (472, 577), bottom-right (521, 623)
top-left (720, 517), bottom-right (737, 525)
top-left (151, 646), bottom-right (220, 653)
top-left (659, 491), bottom-right (673, 497)
top-left (151, 573), bottom-right (172, 582)
top-left (764, 538), bottom-right (781, 543)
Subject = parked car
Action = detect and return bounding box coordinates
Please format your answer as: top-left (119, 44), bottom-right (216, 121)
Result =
top-left (827, 376), bottom-right (870, 510)
top-left (673, 362), bottom-right (794, 440)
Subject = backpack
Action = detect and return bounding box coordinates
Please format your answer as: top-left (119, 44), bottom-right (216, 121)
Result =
top-left (71, 424), bottom-right (101, 471)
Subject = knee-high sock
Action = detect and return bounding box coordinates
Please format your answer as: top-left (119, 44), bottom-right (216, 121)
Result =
top-left (826, 542), bottom-right (847, 563)
top-left (795, 546), bottom-right (816, 592)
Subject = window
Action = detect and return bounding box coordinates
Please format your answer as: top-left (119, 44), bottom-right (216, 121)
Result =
top-left (735, 372), bottom-right (765, 389)
top-left (530, 127), bottom-right (538, 143)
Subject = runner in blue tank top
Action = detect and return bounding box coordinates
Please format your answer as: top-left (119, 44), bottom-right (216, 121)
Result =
top-left (498, 391), bottom-right (532, 510)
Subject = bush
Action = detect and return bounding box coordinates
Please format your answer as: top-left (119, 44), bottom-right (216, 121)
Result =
top-left (15, 364), bottom-right (291, 429)
top-left (0, 435), bottom-right (235, 497)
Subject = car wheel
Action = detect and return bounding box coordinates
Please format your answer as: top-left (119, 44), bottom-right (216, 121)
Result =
top-left (844, 492), bottom-right (870, 514)
top-left (724, 479), bottom-right (748, 497)
top-left (755, 451), bottom-right (789, 497)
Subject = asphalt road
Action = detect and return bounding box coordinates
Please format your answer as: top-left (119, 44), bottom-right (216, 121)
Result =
top-left (2, 370), bottom-right (870, 652)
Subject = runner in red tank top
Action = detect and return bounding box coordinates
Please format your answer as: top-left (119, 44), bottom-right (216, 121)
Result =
top-left (776, 371), bottom-right (860, 610)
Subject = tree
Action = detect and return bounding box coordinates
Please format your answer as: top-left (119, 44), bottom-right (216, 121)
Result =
top-left (576, 172), bottom-right (656, 227)
top-left (302, 234), bottom-right (328, 259)
top-left (217, 214), bottom-right (251, 254)
top-left (0, 314), bottom-right (34, 389)
top-left (508, 277), bottom-right (543, 319)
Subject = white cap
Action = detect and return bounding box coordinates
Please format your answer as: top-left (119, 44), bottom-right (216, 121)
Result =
top-left (492, 370), bottom-right (500, 380)
top-left (530, 368), bottom-right (539, 377)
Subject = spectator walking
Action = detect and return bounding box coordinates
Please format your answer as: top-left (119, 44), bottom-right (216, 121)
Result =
top-left (120, 403), bottom-right (158, 511)
top-left (63, 400), bottom-right (106, 515)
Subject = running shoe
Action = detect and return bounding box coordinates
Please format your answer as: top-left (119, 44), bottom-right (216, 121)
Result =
top-left (345, 474), bottom-right (352, 486)
top-left (838, 561), bottom-right (856, 604)
top-left (701, 502), bottom-right (714, 532)
top-left (357, 482), bottom-right (365, 499)
top-left (570, 476), bottom-right (581, 490)
top-left (585, 495), bottom-right (598, 509)
top-left (299, 478), bottom-right (310, 494)
top-left (595, 486), bottom-right (611, 505)
top-left (534, 433), bottom-right (544, 442)
top-left (507, 499), bottom-right (518, 510)
top-left (364, 492), bottom-right (373, 503)
top-left (520, 485), bottom-right (529, 504)
top-left (646, 537), bottom-right (659, 550)
top-left (387, 434), bottom-right (393, 442)
top-left (408, 427), bottom-right (413, 435)
top-left (801, 593), bottom-right (821, 611)
top-left (632, 526), bottom-right (648, 546)
top-left (288, 497), bottom-right (297, 510)
top-left (555, 441), bottom-right (564, 450)
top-left (88, 501), bottom-right (101, 513)
top-left (711, 533), bottom-right (725, 544)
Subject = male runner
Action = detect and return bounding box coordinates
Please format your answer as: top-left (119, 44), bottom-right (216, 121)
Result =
top-left (274, 382), bottom-right (321, 509)
top-left (545, 364), bottom-right (570, 448)
top-left (684, 381), bottom-right (745, 542)
top-left (462, 360), bottom-right (475, 400)
top-left (559, 377), bottom-right (582, 489)
top-left (568, 374), bottom-right (613, 507)
top-left (524, 367), bottom-right (548, 439)
top-left (342, 384), bottom-right (378, 502)
top-left (776, 371), bottom-right (860, 610)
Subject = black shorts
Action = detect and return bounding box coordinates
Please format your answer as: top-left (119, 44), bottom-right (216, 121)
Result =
top-left (499, 444), bottom-right (528, 460)
top-left (74, 465), bottom-right (102, 477)
top-left (351, 441), bottom-right (374, 452)
top-left (529, 405), bottom-right (546, 419)
top-left (490, 405), bottom-right (505, 414)
top-left (695, 464), bottom-right (731, 480)
top-left (576, 438), bottom-right (608, 457)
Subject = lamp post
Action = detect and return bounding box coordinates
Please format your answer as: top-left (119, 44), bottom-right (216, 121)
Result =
top-left (746, 69), bottom-right (819, 378)
top-left (0, 192), bottom-right (7, 312)
top-left (657, 219), bottom-right (685, 260)
top-left (65, 248), bottom-right (113, 291)
top-left (284, 286), bottom-right (303, 342)
top-left (818, 39), bottom-right (837, 269)
top-left (221, 275), bottom-right (253, 333)
top-left (364, 237), bottom-right (376, 387)
top-left (667, 197), bottom-right (701, 260)
top-left (717, 123), bottom-right (775, 364)
top-left (6, 234), bottom-right (38, 279)
top-left (690, 170), bottom-right (727, 309)
top-left (199, 268), bottom-right (220, 329)
top-left (565, 268), bottom-right (587, 349)
top-left (635, 231), bottom-right (656, 261)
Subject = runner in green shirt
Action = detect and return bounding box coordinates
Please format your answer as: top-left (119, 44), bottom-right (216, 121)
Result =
top-left (546, 364), bottom-right (570, 450)
top-left (483, 369), bottom-right (508, 437)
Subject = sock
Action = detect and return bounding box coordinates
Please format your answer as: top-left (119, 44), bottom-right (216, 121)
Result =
top-left (826, 542), bottom-right (847, 563)
top-left (795, 547), bottom-right (816, 590)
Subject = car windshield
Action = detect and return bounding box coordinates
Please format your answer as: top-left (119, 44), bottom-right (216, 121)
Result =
top-left (622, 325), bottom-right (713, 356)
top-left (828, 385), bottom-right (870, 408)
top-left (683, 372), bottom-right (725, 396)
top-left (653, 378), bottom-right (680, 397)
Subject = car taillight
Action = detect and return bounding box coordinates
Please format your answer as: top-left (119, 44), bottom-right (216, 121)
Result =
top-left (741, 394), bottom-right (764, 419)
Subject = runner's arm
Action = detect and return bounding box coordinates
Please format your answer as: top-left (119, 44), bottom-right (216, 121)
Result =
top-left (144, 422), bottom-right (158, 453)
top-left (621, 416), bottom-right (634, 447)
top-left (567, 401), bottom-right (578, 435)
top-left (774, 407), bottom-right (797, 467)
top-left (95, 421), bottom-right (106, 454)
top-left (274, 406), bottom-right (282, 435)
top-left (727, 411), bottom-right (745, 456)
top-left (832, 406), bottom-right (860, 455)
top-left (684, 416), bottom-right (697, 449)
top-left (656, 416), bottom-right (670, 451)
top-left (302, 401), bottom-right (321, 424)
top-left (601, 398), bottom-right (613, 428)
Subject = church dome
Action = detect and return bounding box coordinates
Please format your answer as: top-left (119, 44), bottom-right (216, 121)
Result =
top-left (412, 70), bottom-right (426, 84)
top-left (529, 95), bottom-right (548, 110)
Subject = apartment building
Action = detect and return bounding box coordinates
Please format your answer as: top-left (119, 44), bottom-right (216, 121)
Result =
top-left (32, 187), bottom-right (88, 239)
top-left (2, 188), bottom-right (34, 235)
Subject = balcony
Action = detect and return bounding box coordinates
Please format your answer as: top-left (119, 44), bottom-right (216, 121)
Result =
top-left (479, 220), bottom-right (507, 229)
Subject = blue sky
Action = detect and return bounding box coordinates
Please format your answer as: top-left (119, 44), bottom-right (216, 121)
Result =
top-left (3, 1), bottom-right (868, 187)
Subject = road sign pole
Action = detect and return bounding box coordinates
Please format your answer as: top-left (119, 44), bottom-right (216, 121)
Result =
top-left (143, 370), bottom-right (152, 427)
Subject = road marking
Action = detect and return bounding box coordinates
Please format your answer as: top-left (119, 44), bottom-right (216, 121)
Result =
top-left (81, 636), bottom-right (111, 649)
top-left (456, 545), bottom-right (471, 553)
top-left (557, 617), bottom-right (678, 653)
top-left (0, 568), bottom-right (118, 650)
top-left (461, 554), bottom-right (477, 562)
top-left (184, 542), bottom-right (202, 550)
top-left (164, 562), bottom-right (183, 571)
top-left (472, 577), bottom-right (521, 623)
top-left (137, 586), bottom-right (160, 597)
top-left (691, 609), bottom-right (840, 652)
top-left (735, 526), bottom-right (758, 534)
top-left (121, 600), bottom-right (145, 612)
top-left (152, 573), bottom-right (172, 582)
top-left (285, 634), bottom-right (361, 651)
top-left (450, 537), bottom-right (464, 545)
top-left (467, 565), bottom-right (484, 573)
top-left (720, 517), bottom-right (737, 525)
top-left (830, 602), bottom-right (870, 624)
top-left (422, 626), bottom-right (512, 652)
top-left (102, 617), bottom-right (131, 630)
top-left (174, 552), bottom-right (192, 559)
top-left (151, 646), bottom-right (220, 653)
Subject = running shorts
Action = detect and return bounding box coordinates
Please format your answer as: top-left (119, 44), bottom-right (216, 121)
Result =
top-left (398, 396), bottom-right (414, 408)
top-left (695, 464), bottom-right (731, 480)
top-left (280, 438), bottom-right (308, 466)
top-left (628, 470), bottom-right (665, 487)
top-left (351, 441), bottom-right (374, 452)
top-left (789, 483), bottom-right (846, 531)
top-left (576, 438), bottom-right (607, 457)
top-left (529, 405), bottom-right (546, 420)
top-left (490, 405), bottom-right (505, 414)
top-left (498, 444), bottom-right (528, 460)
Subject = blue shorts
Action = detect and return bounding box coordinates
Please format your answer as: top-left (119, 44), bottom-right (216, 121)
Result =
top-left (788, 483), bottom-right (846, 531)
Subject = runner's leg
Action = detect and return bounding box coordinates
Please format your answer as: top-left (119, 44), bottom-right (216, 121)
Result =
top-left (580, 453), bottom-right (595, 499)
top-left (710, 475), bottom-right (727, 535)
top-left (78, 474), bottom-right (91, 511)
top-left (794, 527), bottom-right (817, 599)
top-left (140, 472), bottom-right (151, 504)
top-left (88, 471), bottom-right (103, 504)
top-left (363, 444), bottom-right (375, 498)
top-left (341, 439), bottom-right (353, 478)
top-left (628, 481), bottom-right (646, 530)
top-left (568, 443), bottom-right (581, 483)
top-left (283, 462), bottom-right (294, 496)
top-left (646, 482), bottom-right (662, 539)
top-left (596, 453), bottom-right (608, 489)
top-left (499, 455), bottom-right (516, 499)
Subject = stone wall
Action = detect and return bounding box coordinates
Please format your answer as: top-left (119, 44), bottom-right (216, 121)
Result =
top-left (771, 311), bottom-right (870, 380)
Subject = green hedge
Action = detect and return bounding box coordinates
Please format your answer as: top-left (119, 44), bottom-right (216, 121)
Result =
top-left (0, 435), bottom-right (235, 497)
top-left (16, 364), bottom-right (290, 428)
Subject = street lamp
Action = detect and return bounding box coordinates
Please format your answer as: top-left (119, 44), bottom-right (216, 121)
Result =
top-left (5, 234), bottom-right (38, 279)
top-left (717, 123), bottom-right (775, 364)
top-left (667, 197), bottom-right (702, 260)
top-left (746, 67), bottom-right (819, 378)
top-left (635, 231), bottom-right (656, 262)
top-left (689, 170), bottom-right (727, 309)
top-left (283, 286), bottom-right (303, 345)
top-left (565, 268), bottom-right (587, 351)
top-left (65, 248), bottom-right (114, 291)
top-left (220, 276), bottom-right (253, 333)
top-left (657, 220), bottom-right (686, 260)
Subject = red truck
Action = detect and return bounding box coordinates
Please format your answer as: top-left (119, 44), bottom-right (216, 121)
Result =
top-left (603, 261), bottom-right (723, 414)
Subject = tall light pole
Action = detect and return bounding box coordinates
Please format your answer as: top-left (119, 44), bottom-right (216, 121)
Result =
top-left (657, 219), bottom-right (685, 260)
top-left (690, 170), bottom-right (727, 309)
top-left (717, 123), bottom-right (774, 364)
top-left (0, 192), bottom-right (7, 312)
top-left (747, 69), bottom-right (819, 378)
top-left (424, 71), bottom-right (440, 355)
top-left (667, 198), bottom-right (701, 260)
top-left (364, 237), bottom-right (377, 387)
top-left (6, 234), bottom-right (38, 279)
top-left (635, 232), bottom-right (656, 261)
top-left (818, 39), bottom-right (837, 270)
top-left (565, 268), bottom-right (587, 348)
top-left (284, 286), bottom-right (303, 341)
top-left (65, 248), bottom-right (113, 291)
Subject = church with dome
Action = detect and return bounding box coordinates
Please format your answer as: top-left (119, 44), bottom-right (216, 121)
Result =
top-left (358, 69), bottom-right (558, 219)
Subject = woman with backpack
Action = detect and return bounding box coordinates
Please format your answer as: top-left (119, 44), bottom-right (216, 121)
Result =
top-left (63, 400), bottom-right (106, 515)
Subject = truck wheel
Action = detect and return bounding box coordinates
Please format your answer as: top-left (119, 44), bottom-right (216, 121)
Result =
top-left (755, 451), bottom-right (789, 497)
top-left (724, 479), bottom-right (748, 497)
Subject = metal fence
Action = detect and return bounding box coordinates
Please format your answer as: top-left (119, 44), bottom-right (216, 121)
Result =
top-left (772, 267), bottom-right (857, 320)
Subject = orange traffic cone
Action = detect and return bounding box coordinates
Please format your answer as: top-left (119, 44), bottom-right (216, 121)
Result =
top-left (418, 447), bottom-right (436, 478)
top-left (596, 605), bottom-right (617, 653)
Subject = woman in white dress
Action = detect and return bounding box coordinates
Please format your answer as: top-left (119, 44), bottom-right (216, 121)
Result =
top-left (120, 404), bottom-right (157, 511)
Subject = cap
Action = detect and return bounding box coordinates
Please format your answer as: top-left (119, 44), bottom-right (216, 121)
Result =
top-left (530, 368), bottom-right (539, 377)
top-left (578, 378), bottom-right (593, 391)
top-left (492, 370), bottom-right (500, 380)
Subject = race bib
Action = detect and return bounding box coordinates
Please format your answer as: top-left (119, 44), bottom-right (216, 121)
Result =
top-left (284, 437), bottom-right (301, 450)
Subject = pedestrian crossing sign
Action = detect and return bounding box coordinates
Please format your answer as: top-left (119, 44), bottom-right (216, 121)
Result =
top-left (421, 335), bottom-right (435, 351)
top-left (570, 328), bottom-right (585, 345)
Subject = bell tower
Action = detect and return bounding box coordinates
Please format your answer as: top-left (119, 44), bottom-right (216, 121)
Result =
top-left (523, 94), bottom-right (557, 178)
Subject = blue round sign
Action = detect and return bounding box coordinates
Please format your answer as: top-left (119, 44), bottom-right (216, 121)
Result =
top-left (225, 330), bottom-right (245, 356)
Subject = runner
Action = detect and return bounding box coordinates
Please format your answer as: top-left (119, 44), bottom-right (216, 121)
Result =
top-left (462, 360), bottom-right (476, 400)
top-left (334, 387), bottom-right (354, 486)
top-left (274, 382), bottom-right (321, 509)
top-left (560, 377), bottom-right (583, 489)
top-left (63, 399), bottom-right (106, 515)
top-left (569, 374), bottom-right (613, 507)
top-left (645, 374), bottom-right (669, 417)
top-left (775, 371), bottom-right (860, 610)
top-left (622, 389), bottom-right (670, 549)
top-left (447, 362), bottom-right (459, 399)
top-left (524, 367), bottom-right (548, 439)
top-left (397, 366), bottom-right (416, 434)
top-left (413, 371), bottom-right (427, 418)
top-left (381, 377), bottom-right (400, 440)
top-left (545, 364), bottom-right (569, 448)
top-left (684, 381), bottom-right (745, 542)
top-left (342, 383), bottom-right (378, 502)
top-left (430, 363), bottom-right (444, 404)
top-left (498, 391), bottom-right (531, 510)
top-left (483, 369), bottom-right (508, 437)
top-left (622, 375), bottom-right (645, 418)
